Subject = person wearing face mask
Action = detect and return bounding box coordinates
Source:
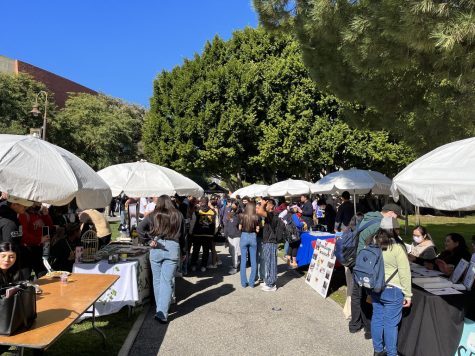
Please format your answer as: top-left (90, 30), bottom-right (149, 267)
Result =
top-left (408, 226), bottom-right (437, 264)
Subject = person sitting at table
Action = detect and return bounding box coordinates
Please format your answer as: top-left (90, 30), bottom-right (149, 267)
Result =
top-left (369, 217), bottom-right (412, 356)
top-left (137, 195), bottom-right (185, 324)
top-left (0, 242), bottom-right (27, 287)
top-left (408, 226), bottom-right (437, 265)
top-left (50, 223), bottom-right (81, 272)
top-left (425, 233), bottom-right (472, 276)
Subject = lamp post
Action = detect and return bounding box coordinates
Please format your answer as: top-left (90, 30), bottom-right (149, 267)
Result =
top-left (30, 91), bottom-right (48, 140)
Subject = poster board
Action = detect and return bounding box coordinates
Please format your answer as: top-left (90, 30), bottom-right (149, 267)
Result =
top-left (305, 239), bottom-right (336, 298)
top-left (455, 318), bottom-right (475, 355)
top-left (463, 262), bottom-right (475, 291)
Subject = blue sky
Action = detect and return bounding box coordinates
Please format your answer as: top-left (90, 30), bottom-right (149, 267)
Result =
top-left (1, 1), bottom-right (258, 107)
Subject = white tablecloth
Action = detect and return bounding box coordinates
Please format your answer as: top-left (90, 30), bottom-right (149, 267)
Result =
top-left (73, 253), bottom-right (151, 317)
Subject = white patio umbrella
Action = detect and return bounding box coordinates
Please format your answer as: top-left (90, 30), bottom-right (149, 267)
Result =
top-left (267, 179), bottom-right (312, 197)
top-left (311, 169), bottom-right (392, 195)
top-left (391, 137), bottom-right (475, 211)
top-left (311, 168), bottom-right (393, 213)
top-left (97, 160), bottom-right (204, 198)
top-left (0, 134), bottom-right (112, 209)
top-left (231, 184), bottom-right (269, 198)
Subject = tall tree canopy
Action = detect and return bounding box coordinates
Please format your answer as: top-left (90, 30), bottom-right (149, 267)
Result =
top-left (143, 27), bottom-right (414, 189)
top-left (0, 73), bottom-right (56, 135)
top-left (253, 0), bottom-right (475, 153)
top-left (51, 93), bottom-right (145, 170)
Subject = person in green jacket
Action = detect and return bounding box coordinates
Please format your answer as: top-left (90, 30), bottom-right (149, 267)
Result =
top-left (349, 203), bottom-right (403, 339)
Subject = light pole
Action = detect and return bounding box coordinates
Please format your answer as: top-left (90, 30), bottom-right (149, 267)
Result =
top-left (30, 91), bottom-right (48, 140)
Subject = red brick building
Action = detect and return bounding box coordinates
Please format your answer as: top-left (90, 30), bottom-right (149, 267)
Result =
top-left (0, 55), bottom-right (96, 107)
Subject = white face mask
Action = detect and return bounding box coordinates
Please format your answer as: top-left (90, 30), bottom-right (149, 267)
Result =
top-left (413, 235), bottom-right (424, 244)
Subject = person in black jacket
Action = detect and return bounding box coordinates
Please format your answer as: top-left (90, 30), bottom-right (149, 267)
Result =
top-left (335, 191), bottom-right (354, 232)
top-left (300, 194), bottom-right (314, 228)
top-left (317, 199), bottom-right (336, 233)
top-left (257, 201), bottom-right (279, 292)
top-left (223, 200), bottom-right (241, 274)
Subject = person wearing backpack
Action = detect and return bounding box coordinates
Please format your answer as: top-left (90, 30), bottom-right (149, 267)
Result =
top-left (349, 203), bottom-right (402, 338)
top-left (365, 217), bottom-right (412, 356)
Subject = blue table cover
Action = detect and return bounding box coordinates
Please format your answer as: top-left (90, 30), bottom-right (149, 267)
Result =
top-left (296, 231), bottom-right (335, 267)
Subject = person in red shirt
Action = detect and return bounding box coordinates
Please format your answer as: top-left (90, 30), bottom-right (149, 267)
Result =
top-left (18, 203), bottom-right (52, 277)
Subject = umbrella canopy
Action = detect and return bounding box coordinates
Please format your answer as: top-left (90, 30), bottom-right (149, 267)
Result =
top-left (204, 182), bottom-right (228, 194)
top-left (391, 137), bottom-right (475, 211)
top-left (267, 179), bottom-right (312, 197)
top-left (311, 169), bottom-right (392, 195)
top-left (97, 160), bottom-right (204, 198)
top-left (0, 134), bottom-right (111, 209)
top-left (231, 184), bottom-right (269, 198)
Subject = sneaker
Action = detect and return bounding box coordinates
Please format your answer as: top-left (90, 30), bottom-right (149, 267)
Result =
top-left (228, 268), bottom-right (238, 275)
top-left (261, 285), bottom-right (277, 292)
top-left (200, 267), bottom-right (206, 272)
top-left (154, 315), bottom-right (168, 324)
top-left (191, 265), bottom-right (197, 272)
top-left (216, 259), bottom-right (223, 265)
top-left (175, 271), bottom-right (183, 278)
top-left (207, 264), bottom-right (217, 269)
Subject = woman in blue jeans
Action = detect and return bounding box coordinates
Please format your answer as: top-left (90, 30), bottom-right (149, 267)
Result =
top-left (239, 203), bottom-right (259, 288)
top-left (137, 195), bottom-right (185, 324)
top-left (370, 218), bottom-right (412, 356)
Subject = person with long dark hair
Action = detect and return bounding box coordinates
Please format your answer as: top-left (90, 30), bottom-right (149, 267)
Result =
top-left (137, 195), bottom-right (184, 323)
top-left (370, 217), bottom-right (412, 356)
top-left (0, 242), bottom-right (26, 287)
top-left (425, 232), bottom-right (471, 275)
top-left (239, 202), bottom-right (259, 288)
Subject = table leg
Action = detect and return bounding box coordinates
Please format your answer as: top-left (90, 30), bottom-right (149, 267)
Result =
top-left (91, 304), bottom-right (106, 347)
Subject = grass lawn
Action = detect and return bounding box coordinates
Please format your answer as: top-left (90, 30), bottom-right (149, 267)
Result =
top-left (2, 306), bottom-right (142, 356)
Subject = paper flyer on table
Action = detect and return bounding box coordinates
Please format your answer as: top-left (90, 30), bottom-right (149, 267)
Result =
top-left (450, 259), bottom-right (469, 284)
top-left (425, 287), bottom-right (463, 295)
top-left (463, 262), bottom-right (475, 291)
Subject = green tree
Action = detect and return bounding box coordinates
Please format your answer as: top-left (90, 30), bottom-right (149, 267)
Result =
top-left (144, 27), bottom-right (414, 188)
top-left (51, 93), bottom-right (145, 170)
top-left (253, 0), bottom-right (475, 153)
top-left (0, 73), bottom-right (57, 135)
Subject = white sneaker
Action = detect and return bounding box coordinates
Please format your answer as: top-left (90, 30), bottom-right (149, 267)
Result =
top-left (200, 267), bottom-right (206, 272)
top-left (261, 285), bottom-right (277, 292)
top-left (207, 264), bottom-right (217, 269)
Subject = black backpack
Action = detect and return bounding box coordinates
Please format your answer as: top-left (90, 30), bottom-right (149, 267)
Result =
top-left (284, 219), bottom-right (300, 243)
top-left (272, 215), bottom-right (289, 243)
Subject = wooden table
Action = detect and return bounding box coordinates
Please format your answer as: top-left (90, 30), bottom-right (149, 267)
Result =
top-left (0, 273), bottom-right (119, 353)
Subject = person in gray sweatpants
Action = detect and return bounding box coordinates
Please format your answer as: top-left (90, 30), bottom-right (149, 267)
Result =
top-left (223, 200), bottom-right (241, 274)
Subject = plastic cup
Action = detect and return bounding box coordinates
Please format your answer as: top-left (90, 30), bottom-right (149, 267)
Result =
top-left (60, 273), bottom-right (68, 284)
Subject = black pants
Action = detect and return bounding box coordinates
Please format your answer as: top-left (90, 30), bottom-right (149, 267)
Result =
top-left (349, 280), bottom-right (372, 333)
top-left (190, 235), bottom-right (211, 268)
top-left (288, 240), bottom-right (300, 258)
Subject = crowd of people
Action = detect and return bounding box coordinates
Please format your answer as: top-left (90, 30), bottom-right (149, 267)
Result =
top-left (2, 187), bottom-right (475, 355)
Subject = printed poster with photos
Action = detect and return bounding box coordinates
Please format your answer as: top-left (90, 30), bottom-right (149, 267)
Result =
top-left (305, 239), bottom-right (337, 298)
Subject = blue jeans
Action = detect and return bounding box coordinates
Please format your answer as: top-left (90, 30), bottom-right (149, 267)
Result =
top-left (150, 239), bottom-right (179, 320)
top-left (240, 232), bottom-right (257, 287)
top-left (371, 286), bottom-right (404, 356)
top-left (256, 236), bottom-right (265, 280)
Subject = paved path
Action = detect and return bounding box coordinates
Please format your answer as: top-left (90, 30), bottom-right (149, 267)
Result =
top-left (129, 244), bottom-right (373, 356)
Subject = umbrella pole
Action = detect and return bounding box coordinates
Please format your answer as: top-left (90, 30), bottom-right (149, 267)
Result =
top-left (353, 192), bottom-right (357, 215)
top-left (415, 206), bottom-right (420, 226)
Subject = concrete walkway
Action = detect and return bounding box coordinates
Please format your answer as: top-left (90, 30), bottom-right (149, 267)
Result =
top-left (128, 244), bottom-right (373, 356)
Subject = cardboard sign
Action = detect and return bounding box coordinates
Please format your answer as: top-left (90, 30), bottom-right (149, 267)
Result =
top-left (305, 239), bottom-right (336, 298)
